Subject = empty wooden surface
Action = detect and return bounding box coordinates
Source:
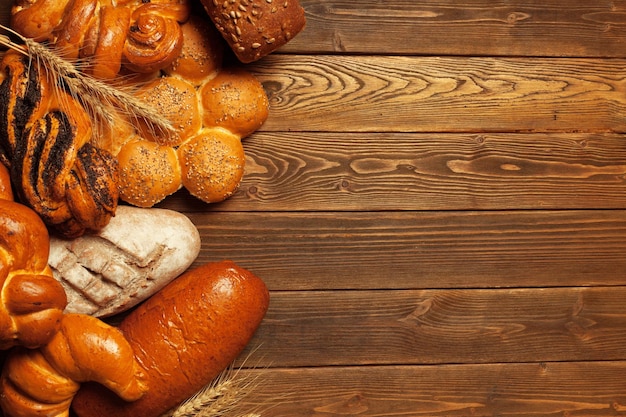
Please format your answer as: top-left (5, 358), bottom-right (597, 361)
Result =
top-left (172, 1), bottom-right (626, 415)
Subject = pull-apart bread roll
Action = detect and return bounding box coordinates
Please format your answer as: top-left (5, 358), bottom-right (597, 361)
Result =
top-left (72, 260), bottom-right (270, 417)
top-left (200, 0), bottom-right (306, 63)
top-left (110, 14), bottom-right (269, 207)
top-left (0, 51), bottom-right (119, 237)
top-left (48, 205), bottom-right (201, 318)
top-left (0, 313), bottom-right (147, 417)
top-left (0, 164), bottom-right (67, 350)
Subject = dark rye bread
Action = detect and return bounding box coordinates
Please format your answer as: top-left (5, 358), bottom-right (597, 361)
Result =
top-left (200, 0), bottom-right (306, 63)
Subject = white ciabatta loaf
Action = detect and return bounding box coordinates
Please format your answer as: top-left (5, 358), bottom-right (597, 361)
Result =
top-left (48, 205), bottom-right (201, 317)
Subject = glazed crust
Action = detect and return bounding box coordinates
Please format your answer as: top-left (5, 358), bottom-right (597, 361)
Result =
top-left (72, 260), bottom-right (270, 417)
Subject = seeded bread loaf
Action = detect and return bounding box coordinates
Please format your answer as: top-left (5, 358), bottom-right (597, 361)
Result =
top-left (200, 0), bottom-right (306, 63)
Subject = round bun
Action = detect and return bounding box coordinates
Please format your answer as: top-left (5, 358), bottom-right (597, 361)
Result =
top-left (122, 3), bottom-right (188, 74)
top-left (117, 138), bottom-right (182, 207)
top-left (164, 14), bottom-right (224, 84)
top-left (177, 128), bottom-right (245, 203)
top-left (200, 68), bottom-right (269, 138)
top-left (134, 76), bottom-right (202, 147)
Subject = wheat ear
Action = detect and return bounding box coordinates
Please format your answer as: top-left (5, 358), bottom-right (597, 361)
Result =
top-left (165, 363), bottom-right (262, 417)
top-left (0, 25), bottom-right (175, 140)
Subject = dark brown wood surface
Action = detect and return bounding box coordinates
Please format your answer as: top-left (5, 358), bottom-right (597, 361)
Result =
top-left (178, 1), bottom-right (626, 415)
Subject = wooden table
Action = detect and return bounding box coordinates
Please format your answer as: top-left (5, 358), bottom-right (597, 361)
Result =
top-left (168, 1), bottom-right (626, 415)
top-left (4, 1), bottom-right (626, 416)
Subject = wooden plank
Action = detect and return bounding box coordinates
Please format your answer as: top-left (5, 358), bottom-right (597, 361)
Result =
top-left (178, 210), bottom-right (626, 290)
top-left (237, 363), bottom-right (626, 416)
top-left (161, 132), bottom-right (626, 211)
top-left (249, 55), bottom-right (626, 133)
top-left (284, 0), bottom-right (626, 58)
top-left (241, 287), bottom-right (626, 367)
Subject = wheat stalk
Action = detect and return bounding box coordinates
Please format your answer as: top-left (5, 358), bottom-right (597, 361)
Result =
top-left (0, 25), bottom-right (175, 141)
top-left (161, 363), bottom-right (263, 417)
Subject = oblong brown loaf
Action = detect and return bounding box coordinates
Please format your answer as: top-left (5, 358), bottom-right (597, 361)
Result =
top-left (71, 260), bottom-right (270, 417)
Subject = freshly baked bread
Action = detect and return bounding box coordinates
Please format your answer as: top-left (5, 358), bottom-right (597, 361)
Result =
top-left (123, 2), bottom-right (190, 73)
top-left (0, 163), bottom-right (67, 350)
top-left (107, 14), bottom-right (269, 207)
top-left (48, 205), bottom-right (201, 317)
top-left (178, 127), bottom-right (246, 203)
top-left (116, 137), bottom-right (183, 207)
top-left (200, 0), bottom-right (306, 63)
top-left (0, 51), bottom-right (119, 237)
top-left (0, 313), bottom-right (147, 417)
top-left (164, 14), bottom-right (225, 83)
top-left (200, 67), bottom-right (270, 138)
top-left (11, 0), bottom-right (191, 79)
top-left (10, 0), bottom-right (71, 41)
top-left (133, 76), bottom-right (202, 146)
top-left (89, 5), bottom-right (131, 79)
top-left (72, 260), bottom-right (270, 417)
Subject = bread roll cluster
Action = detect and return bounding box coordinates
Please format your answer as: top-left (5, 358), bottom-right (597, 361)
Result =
top-left (107, 14), bottom-right (270, 207)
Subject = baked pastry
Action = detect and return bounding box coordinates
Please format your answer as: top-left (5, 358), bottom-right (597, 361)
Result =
top-left (200, 67), bottom-right (270, 138)
top-left (72, 260), bottom-right (270, 417)
top-left (48, 205), bottom-right (201, 317)
top-left (0, 51), bottom-right (119, 237)
top-left (0, 164), bottom-right (67, 350)
top-left (108, 14), bottom-right (269, 207)
top-left (11, 0), bottom-right (191, 79)
top-left (0, 313), bottom-right (147, 417)
top-left (200, 0), bottom-right (306, 63)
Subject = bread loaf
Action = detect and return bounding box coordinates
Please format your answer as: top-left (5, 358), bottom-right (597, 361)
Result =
top-left (71, 260), bottom-right (270, 417)
top-left (48, 205), bottom-right (201, 317)
top-left (200, 0), bottom-right (306, 63)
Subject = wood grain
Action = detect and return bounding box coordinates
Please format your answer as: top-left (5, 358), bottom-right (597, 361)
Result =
top-left (180, 210), bottom-right (626, 290)
top-left (240, 287), bottom-right (626, 367)
top-left (284, 0), bottom-right (626, 58)
top-left (239, 363), bottom-right (626, 416)
top-left (159, 131), bottom-right (626, 211)
top-left (249, 55), bottom-right (626, 133)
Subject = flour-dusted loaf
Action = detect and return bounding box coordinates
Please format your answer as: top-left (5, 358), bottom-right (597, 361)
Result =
top-left (71, 260), bottom-right (270, 417)
top-left (200, 0), bottom-right (306, 63)
top-left (48, 205), bottom-right (201, 317)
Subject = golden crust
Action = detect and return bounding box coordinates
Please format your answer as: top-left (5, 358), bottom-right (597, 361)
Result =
top-left (177, 128), bottom-right (245, 203)
top-left (133, 76), bottom-right (202, 147)
top-left (164, 14), bottom-right (224, 84)
top-left (200, 67), bottom-right (269, 138)
top-left (117, 138), bottom-right (183, 207)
